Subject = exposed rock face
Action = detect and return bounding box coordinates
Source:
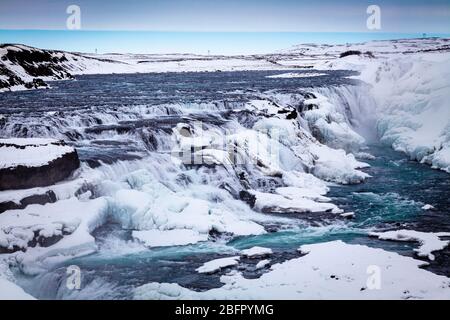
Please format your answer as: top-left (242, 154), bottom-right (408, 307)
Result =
top-left (239, 190), bottom-right (256, 208)
top-left (0, 139), bottom-right (80, 191)
top-left (0, 190), bottom-right (57, 213)
top-left (0, 44), bottom-right (75, 91)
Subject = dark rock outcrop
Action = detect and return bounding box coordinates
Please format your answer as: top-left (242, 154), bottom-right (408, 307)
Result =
top-left (239, 190), bottom-right (256, 208)
top-left (339, 50), bottom-right (362, 58)
top-left (0, 141), bottom-right (80, 191)
top-left (0, 190), bottom-right (57, 213)
top-left (0, 44), bottom-right (75, 91)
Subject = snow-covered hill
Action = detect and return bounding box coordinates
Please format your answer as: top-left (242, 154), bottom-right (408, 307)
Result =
top-left (0, 44), bottom-right (146, 91)
top-left (0, 44), bottom-right (287, 92)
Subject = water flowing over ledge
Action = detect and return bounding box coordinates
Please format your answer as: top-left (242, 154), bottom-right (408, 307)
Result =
top-left (0, 38), bottom-right (449, 299)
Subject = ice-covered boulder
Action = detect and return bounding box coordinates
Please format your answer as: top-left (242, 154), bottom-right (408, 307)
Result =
top-left (241, 246), bottom-right (273, 258)
top-left (0, 190), bottom-right (57, 213)
top-left (249, 190), bottom-right (342, 214)
top-left (196, 256), bottom-right (240, 274)
top-left (0, 138), bottom-right (80, 190)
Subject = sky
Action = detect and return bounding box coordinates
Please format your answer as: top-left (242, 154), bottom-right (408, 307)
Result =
top-left (0, 0), bottom-right (449, 54)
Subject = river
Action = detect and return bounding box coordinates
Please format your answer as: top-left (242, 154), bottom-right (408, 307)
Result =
top-left (1, 71), bottom-right (448, 299)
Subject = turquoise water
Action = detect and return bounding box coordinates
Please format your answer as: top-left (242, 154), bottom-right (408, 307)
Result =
top-left (17, 143), bottom-right (450, 299)
top-left (231, 144), bottom-right (450, 250)
top-left (7, 71), bottom-right (449, 298)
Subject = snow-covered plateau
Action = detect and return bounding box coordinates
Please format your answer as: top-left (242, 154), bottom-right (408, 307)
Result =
top-left (0, 38), bottom-right (449, 300)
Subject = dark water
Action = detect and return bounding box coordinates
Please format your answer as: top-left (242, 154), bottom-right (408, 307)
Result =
top-left (0, 69), bottom-right (361, 166)
top-left (330, 145), bottom-right (450, 232)
top-left (0, 70), bottom-right (359, 114)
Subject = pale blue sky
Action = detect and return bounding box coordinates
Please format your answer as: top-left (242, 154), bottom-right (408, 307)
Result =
top-left (0, 0), bottom-right (449, 54)
top-left (1, 0), bottom-right (450, 32)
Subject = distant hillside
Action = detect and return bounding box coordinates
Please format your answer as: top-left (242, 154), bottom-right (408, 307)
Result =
top-left (0, 44), bottom-right (129, 91)
top-left (1, 38), bottom-right (449, 92)
top-left (0, 44), bottom-right (285, 92)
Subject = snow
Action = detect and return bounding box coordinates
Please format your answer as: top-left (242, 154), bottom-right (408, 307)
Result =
top-left (0, 44), bottom-right (295, 92)
top-left (307, 40), bottom-right (450, 173)
top-left (0, 169), bottom-right (88, 205)
top-left (281, 171), bottom-right (329, 195)
top-left (250, 190), bottom-right (342, 214)
top-left (132, 229), bottom-right (208, 247)
top-left (0, 138), bottom-right (58, 146)
top-left (0, 197), bottom-right (108, 275)
top-left (275, 186), bottom-right (331, 202)
top-left (266, 72), bottom-right (326, 78)
top-left (309, 144), bottom-right (370, 184)
top-left (134, 240), bottom-right (450, 299)
top-left (109, 183), bottom-right (266, 246)
top-left (340, 212), bottom-right (355, 218)
top-left (241, 246), bottom-right (273, 258)
top-left (0, 277), bottom-right (35, 300)
top-left (0, 138), bottom-right (75, 169)
top-left (281, 38), bottom-right (450, 61)
top-left (2, 38), bottom-right (450, 299)
top-left (373, 57), bottom-right (450, 173)
top-left (255, 259), bottom-right (271, 269)
top-left (196, 256), bottom-right (240, 274)
top-left (302, 91), bottom-right (367, 151)
top-left (370, 230), bottom-right (450, 260)
top-left (4, 41), bottom-right (445, 174)
top-left (422, 204), bottom-right (435, 210)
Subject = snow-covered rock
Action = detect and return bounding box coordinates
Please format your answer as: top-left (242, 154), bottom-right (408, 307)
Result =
top-left (196, 256), bottom-right (240, 274)
top-left (241, 246), bottom-right (273, 258)
top-left (109, 184), bottom-right (266, 246)
top-left (0, 44), bottom-right (71, 91)
top-left (132, 229), bottom-right (208, 248)
top-left (250, 190), bottom-right (342, 214)
top-left (255, 259), bottom-right (271, 269)
top-left (373, 57), bottom-right (450, 173)
top-left (309, 144), bottom-right (370, 184)
top-left (0, 277), bottom-right (35, 300)
top-left (134, 240), bottom-right (450, 299)
top-left (0, 190), bottom-right (57, 214)
top-left (370, 230), bottom-right (450, 260)
top-left (266, 72), bottom-right (326, 78)
top-left (0, 197), bottom-right (108, 274)
top-left (0, 138), bottom-right (80, 190)
top-left (275, 186), bottom-right (331, 202)
top-left (355, 152), bottom-right (376, 160)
